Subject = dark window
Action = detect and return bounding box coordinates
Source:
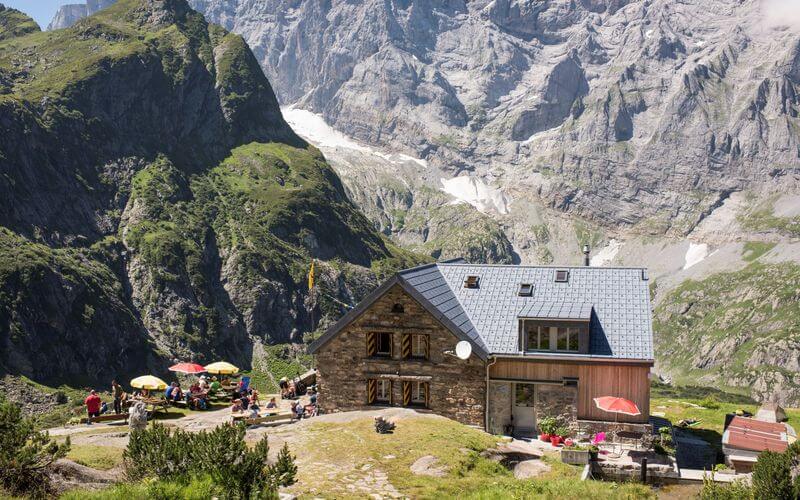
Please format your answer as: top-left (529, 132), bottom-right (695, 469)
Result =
top-left (391, 303), bottom-right (405, 313)
top-left (555, 270), bottom-right (569, 282)
top-left (563, 377), bottom-right (579, 387)
top-left (464, 275), bottom-right (480, 288)
top-left (518, 283), bottom-right (533, 296)
top-left (525, 323), bottom-right (550, 351)
top-left (376, 332), bottom-right (392, 356)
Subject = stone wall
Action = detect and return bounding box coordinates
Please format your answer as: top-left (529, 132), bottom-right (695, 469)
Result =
top-left (488, 382), bottom-right (512, 435)
top-left (536, 384), bottom-right (578, 428)
top-left (315, 284), bottom-right (487, 427)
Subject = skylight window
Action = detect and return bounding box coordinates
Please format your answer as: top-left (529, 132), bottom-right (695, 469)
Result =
top-left (464, 275), bottom-right (480, 289)
top-left (555, 270), bottom-right (569, 283)
top-left (518, 283), bottom-right (533, 296)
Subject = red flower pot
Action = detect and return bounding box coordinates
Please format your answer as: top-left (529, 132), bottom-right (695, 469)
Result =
top-left (539, 433), bottom-right (550, 442)
top-left (550, 436), bottom-right (561, 446)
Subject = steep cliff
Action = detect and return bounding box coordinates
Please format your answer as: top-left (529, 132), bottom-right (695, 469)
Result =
top-left (0, 0), bottom-right (419, 384)
top-left (47, 0), bottom-right (116, 30)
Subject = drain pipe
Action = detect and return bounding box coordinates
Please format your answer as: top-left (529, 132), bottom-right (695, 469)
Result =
top-left (485, 356), bottom-right (497, 432)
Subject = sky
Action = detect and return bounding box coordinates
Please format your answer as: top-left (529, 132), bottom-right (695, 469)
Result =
top-left (3, 0), bottom-right (67, 29)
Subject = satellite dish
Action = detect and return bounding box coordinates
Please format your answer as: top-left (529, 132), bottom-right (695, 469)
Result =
top-left (455, 341), bottom-right (472, 360)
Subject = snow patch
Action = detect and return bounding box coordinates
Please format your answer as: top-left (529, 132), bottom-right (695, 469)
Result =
top-left (281, 106), bottom-right (428, 168)
top-left (590, 239), bottom-right (622, 266)
top-left (440, 176), bottom-right (510, 215)
top-left (683, 243), bottom-right (710, 270)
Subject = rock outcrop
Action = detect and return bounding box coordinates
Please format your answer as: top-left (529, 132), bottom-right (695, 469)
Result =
top-left (0, 0), bottom-right (418, 384)
top-left (47, 0), bottom-right (116, 30)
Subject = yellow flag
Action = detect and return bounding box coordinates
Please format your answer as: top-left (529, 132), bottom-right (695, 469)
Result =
top-left (308, 260), bottom-right (315, 290)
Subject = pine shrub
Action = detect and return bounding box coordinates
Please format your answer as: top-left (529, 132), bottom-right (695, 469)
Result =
top-left (752, 450), bottom-right (794, 500)
top-left (270, 443), bottom-right (297, 486)
top-left (123, 422), bottom-right (282, 498)
top-left (0, 397), bottom-right (70, 497)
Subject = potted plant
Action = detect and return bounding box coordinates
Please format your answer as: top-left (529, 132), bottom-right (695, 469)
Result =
top-left (588, 445), bottom-right (599, 461)
top-left (538, 416), bottom-right (557, 442)
top-left (550, 425), bottom-right (569, 446)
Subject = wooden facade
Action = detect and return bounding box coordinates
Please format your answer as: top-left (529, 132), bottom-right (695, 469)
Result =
top-left (489, 358), bottom-right (651, 423)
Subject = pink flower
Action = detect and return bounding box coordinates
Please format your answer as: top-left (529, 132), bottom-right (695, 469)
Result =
top-left (591, 432), bottom-right (606, 445)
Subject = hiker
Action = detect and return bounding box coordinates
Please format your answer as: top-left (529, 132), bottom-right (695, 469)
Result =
top-left (279, 378), bottom-right (289, 398)
top-left (309, 388), bottom-right (318, 405)
top-left (292, 401), bottom-right (304, 420)
top-left (210, 377), bottom-right (222, 395)
top-left (111, 380), bottom-right (124, 414)
top-left (266, 397), bottom-right (277, 409)
top-left (165, 382), bottom-right (178, 401)
top-left (248, 389), bottom-right (259, 407)
top-left (84, 390), bottom-right (102, 425)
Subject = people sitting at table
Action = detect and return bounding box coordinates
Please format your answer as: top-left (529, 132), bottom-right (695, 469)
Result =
top-left (209, 377), bottom-right (222, 395)
top-left (266, 397), bottom-right (277, 409)
top-left (248, 389), bottom-right (259, 408)
top-left (199, 376), bottom-right (209, 391)
top-left (133, 388), bottom-right (150, 399)
top-left (292, 401), bottom-right (305, 420)
top-left (231, 399), bottom-right (243, 413)
top-left (165, 382), bottom-right (183, 402)
top-left (221, 376), bottom-right (231, 387)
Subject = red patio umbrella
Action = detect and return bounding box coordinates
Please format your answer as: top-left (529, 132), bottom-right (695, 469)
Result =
top-left (593, 396), bottom-right (641, 417)
top-left (168, 362), bottom-right (206, 375)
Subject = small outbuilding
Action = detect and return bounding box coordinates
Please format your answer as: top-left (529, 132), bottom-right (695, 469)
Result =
top-left (755, 402), bottom-right (788, 423)
top-left (722, 415), bottom-right (797, 474)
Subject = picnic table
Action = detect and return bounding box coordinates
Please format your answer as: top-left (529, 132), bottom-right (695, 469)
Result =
top-left (126, 397), bottom-right (170, 416)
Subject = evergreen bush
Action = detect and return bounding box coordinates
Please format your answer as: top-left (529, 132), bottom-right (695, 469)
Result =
top-left (270, 443), bottom-right (297, 486)
top-left (752, 450), bottom-right (794, 500)
top-left (0, 397), bottom-right (70, 497)
top-left (123, 422), bottom-right (295, 498)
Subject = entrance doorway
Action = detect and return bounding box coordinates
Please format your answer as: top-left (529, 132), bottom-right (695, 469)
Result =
top-left (513, 383), bottom-right (536, 437)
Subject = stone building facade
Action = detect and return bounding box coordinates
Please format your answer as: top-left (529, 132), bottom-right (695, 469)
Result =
top-left (314, 285), bottom-right (486, 427)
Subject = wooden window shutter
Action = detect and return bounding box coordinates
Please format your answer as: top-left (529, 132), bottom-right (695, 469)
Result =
top-left (389, 333), bottom-right (394, 358)
top-left (424, 335), bottom-right (430, 360)
top-left (402, 381), bottom-right (411, 406)
top-left (366, 332), bottom-right (377, 357)
top-left (402, 333), bottom-right (412, 359)
top-left (367, 379), bottom-right (376, 404)
top-left (389, 381), bottom-right (394, 405)
top-left (424, 382), bottom-right (430, 408)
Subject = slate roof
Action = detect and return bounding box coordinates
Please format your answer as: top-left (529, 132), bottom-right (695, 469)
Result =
top-left (309, 262), bottom-right (654, 361)
top-left (517, 301), bottom-right (593, 320)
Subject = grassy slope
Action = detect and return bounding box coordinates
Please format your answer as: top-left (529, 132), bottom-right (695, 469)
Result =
top-left (650, 383), bottom-right (800, 462)
top-left (654, 256), bottom-right (800, 402)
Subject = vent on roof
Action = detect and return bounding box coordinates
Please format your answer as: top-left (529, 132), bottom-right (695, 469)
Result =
top-left (641, 269), bottom-right (649, 281)
top-left (464, 275), bottom-right (480, 289)
top-left (518, 283), bottom-right (533, 297)
top-left (555, 270), bottom-right (569, 283)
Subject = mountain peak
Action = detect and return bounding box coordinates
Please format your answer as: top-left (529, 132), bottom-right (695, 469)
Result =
top-left (0, 3), bottom-right (40, 41)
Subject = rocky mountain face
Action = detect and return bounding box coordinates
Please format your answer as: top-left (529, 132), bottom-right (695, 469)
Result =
top-left (29, 0), bottom-right (800, 404)
top-left (47, 0), bottom-right (116, 30)
top-left (0, 0), bottom-right (417, 385)
top-left (189, 0), bottom-right (800, 406)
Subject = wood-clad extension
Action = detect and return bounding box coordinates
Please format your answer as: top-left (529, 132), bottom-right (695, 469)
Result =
top-left (490, 358), bottom-right (651, 423)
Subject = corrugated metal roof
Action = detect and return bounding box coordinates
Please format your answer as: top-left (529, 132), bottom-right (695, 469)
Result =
top-left (723, 416), bottom-right (790, 453)
top-left (399, 263), bottom-right (654, 360)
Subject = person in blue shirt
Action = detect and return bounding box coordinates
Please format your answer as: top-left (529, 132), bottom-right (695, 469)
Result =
top-left (165, 382), bottom-right (177, 401)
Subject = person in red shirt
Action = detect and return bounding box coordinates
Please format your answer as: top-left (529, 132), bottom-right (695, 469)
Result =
top-left (85, 390), bottom-right (102, 425)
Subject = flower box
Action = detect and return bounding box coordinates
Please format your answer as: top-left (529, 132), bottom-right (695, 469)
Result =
top-left (560, 448), bottom-right (591, 465)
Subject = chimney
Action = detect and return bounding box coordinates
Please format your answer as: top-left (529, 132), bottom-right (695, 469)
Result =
top-left (583, 244), bottom-right (590, 266)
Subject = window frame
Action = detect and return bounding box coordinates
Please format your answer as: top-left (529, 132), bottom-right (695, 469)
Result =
top-left (376, 379), bottom-right (391, 403)
top-left (522, 320), bottom-right (584, 353)
top-left (375, 332), bottom-right (392, 357)
top-left (411, 334), bottom-right (428, 359)
top-left (410, 381), bottom-right (427, 406)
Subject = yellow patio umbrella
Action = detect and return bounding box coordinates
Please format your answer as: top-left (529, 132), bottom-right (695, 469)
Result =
top-left (204, 361), bottom-right (239, 375)
top-left (130, 375), bottom-right (168, 390)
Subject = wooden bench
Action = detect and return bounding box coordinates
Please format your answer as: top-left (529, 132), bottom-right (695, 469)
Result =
top-left (232, 411), bottom-right (293, 426)
top-left (79, 413), bottom-right (129, 424)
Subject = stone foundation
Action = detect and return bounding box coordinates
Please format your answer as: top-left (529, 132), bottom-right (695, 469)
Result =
top-left (488, 382), bottom-right (512, 435)
top-left (577, 420), bottom-right (653, 440)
